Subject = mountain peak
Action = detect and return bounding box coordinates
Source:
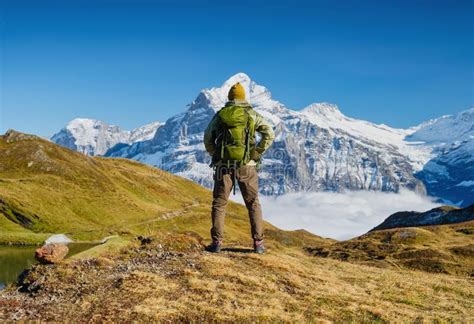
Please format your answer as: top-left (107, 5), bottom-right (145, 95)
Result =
top-left (222, 72), bottom-right (252, 87)
top-left (197, 72), bottom-right (280, 115)
top-left (64, 118), bottom-right (114, 134)
top-left (302, 103), bottom-right (342, 117)
top-left (52, 118), bottom-right (162, 156)
top-left (67, 117), bottom-right (103, 126)
top-left (2, 129), bottom-right (40, 143)
top-left (408, 107), bottom-right (474, 144)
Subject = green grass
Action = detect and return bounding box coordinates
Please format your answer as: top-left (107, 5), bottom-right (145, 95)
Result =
top-left (68, 236), bottom-right (131, 260)
top-left (0, 131), bottom-right (329, 248)
top-left (0, 215), bottom-right (50, 245)
top-left (0, 132), bottom-right (222, 243)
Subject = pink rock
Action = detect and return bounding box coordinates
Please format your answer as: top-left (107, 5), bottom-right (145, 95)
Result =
top-left (35, 243), bottom-right (69, 264)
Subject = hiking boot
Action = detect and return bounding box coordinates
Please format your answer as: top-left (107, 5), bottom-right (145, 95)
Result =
top-left (254, 240), bottom-right (265, 254)
top-left (206, 240), bottom-right (222, 253)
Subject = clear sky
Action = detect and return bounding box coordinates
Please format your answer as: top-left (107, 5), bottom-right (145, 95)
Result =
top-left (1, 0), bottom-right (473, 137)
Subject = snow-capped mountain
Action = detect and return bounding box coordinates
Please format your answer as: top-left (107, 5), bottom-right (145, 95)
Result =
top-left (407, 108), bottom-right (474, 206)
top-left (129, 121), bottom-right (163, 143)
top-left (51, 118), bottom-right (162, 156)
top-left (53, 73), bottom-right (473, 206)
top-left (105, 73), bottom-right (432, 196)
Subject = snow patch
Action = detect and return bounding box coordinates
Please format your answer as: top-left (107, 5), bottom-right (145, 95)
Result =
top-left (44, 234), bottom-right (74, 245)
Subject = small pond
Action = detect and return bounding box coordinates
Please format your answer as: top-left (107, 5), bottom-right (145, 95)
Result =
top-left (0, 243), bottom-right (99, 290)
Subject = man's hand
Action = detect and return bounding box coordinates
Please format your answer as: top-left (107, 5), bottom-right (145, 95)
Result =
top-left (250, 150), bottom-right (262, 162)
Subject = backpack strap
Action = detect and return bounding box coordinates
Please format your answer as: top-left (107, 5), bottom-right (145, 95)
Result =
top-left (243, 107), bottom-right (254, 165)
top-left (244, 116), bottom-right (251, 164)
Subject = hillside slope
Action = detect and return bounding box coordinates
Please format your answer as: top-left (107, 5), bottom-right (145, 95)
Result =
top-left (371, 204), bottom-right (474, 231)
top-left (0, 129), bottom-right (309, 246)
top-left (306, 220), bottom-right (474, 276)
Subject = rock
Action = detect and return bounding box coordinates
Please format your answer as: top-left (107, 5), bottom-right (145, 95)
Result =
top-left (35, 244), bottom-right (69, 264)
top-left (137, 236), bottom-right (152, 245)
top-left (2, 129), bottom-right (39, 143)
top-left (44, 234), bottom-right (74, 245)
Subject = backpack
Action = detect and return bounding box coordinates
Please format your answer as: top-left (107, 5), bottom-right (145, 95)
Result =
top-left (214, 105), bottom-right (255, 167)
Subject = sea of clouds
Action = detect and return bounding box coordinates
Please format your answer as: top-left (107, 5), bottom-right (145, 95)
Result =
top-left (232, 190), bottom-right (440, 240)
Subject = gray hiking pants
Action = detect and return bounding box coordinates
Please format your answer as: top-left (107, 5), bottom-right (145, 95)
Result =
top-left (211, 165), bottom-right (264, 242)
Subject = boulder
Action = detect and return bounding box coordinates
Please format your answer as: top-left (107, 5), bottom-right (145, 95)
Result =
top-left (35, 243), bottom-right (69, 264)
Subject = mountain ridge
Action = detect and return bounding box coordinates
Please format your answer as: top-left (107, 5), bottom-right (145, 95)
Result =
top-left (51, 118), bottom-right (162, 156)
top-left (370, 204), bottom-right (474, 232)
top-left (50, 73), bottom-right (474, 205)
top-left (104, 73), bottom-right (428, 195)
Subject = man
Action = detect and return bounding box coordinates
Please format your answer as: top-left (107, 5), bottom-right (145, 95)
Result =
top-left (204, 82), bottom-right (274, 254)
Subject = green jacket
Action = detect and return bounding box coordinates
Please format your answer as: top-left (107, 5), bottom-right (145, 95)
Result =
top-left (204, 100), bottom-right (275, 164)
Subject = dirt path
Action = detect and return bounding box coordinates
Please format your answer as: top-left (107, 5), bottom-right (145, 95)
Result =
top-left (64, 199), bottom-right (201, 238)
top-left (117, 199), bottom-right (201, 229)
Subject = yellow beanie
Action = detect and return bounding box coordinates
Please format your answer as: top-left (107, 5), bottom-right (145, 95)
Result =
top-left (228, 82), bottom-right (246, 100)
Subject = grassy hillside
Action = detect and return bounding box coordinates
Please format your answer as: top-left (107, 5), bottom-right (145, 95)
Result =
top-left (371, 204), bottom-right (474, 231)
top-left (0, 130), bottom-right (298, 245)
top-left (306, 221), bottom-right (474, 276)
top-left (0, 130), bottom-right (472, 321)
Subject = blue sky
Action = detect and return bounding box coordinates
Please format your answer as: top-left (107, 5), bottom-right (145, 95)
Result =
top-left (1, 0), bottom-right (472, 137)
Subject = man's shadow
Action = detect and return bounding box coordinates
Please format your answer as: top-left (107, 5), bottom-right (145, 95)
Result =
top-left (221, 247), bottom-right (254, 253)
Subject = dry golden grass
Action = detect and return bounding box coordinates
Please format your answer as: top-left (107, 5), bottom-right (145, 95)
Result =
top-left (306, 221), bottom-right (474, 276)
top-left (129, 244), bottom-right (473, 322)
top-left (1, 232), bottom-right (472, 322)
